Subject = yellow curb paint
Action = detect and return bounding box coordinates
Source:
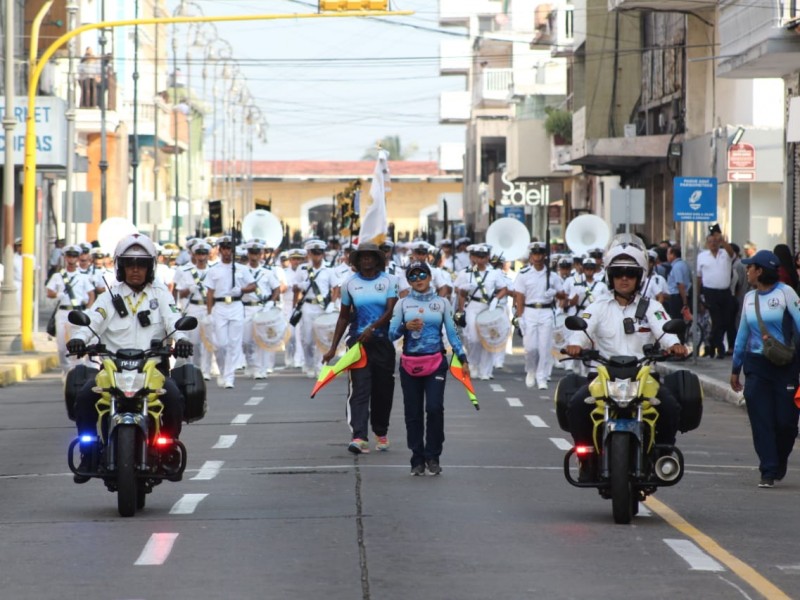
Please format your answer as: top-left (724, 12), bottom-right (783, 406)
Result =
top-left (0, 355), bottom-right (58, 387)
top-left (646, 496), bottom-right (790, 600)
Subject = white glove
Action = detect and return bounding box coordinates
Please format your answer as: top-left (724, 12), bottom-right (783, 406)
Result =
top-left (325, 303), bottom-right (335, 314)
top-left (264, 300), bottom-right (275, 309)
top-left (489, 298), bottom-right (498, 311)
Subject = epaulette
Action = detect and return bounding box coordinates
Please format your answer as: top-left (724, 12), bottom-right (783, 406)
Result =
top-left (520, 267), bottom-right (531, 274)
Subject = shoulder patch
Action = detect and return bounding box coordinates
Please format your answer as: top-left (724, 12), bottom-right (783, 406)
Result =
top-left (169, 304), bottom-right (179, 313)
top-left (581, 312), bottom-right (591, 319)
top-left (94, 306), bottom-right (107, 319)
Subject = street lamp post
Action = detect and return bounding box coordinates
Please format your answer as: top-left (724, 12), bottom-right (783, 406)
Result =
top-left (64, 0), bottom-right (78, 244)
top-left (99, 0), bottom-right (109, 221)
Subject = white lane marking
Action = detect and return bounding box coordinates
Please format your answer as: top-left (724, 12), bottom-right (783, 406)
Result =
top-left (212, 435), bottom-right (238, 449)
top-left (134, 533), bottom-right (179, 565)
top-left (245, 396), bottom-right (263, 406)
top-left (489, 384), bottom-right (505, 392)
top-left (169, 493), bottom-right (209, 515)
top-left (191, 460), bottom-right (224, 480)
top-left (253, 383), bottom-right (267, 391)
top-left (550, 437), bottom-right (573, 451)
top-left (231, 414), bottom-right (252, 425)
top-left (506, 397), bottom-right (523, 407)
top-left (525, 415), bottom-right (549, 428)
top-left (637, 503), bottom-right (652, 517)
top-left (664, 539), bottom-right (725, 572)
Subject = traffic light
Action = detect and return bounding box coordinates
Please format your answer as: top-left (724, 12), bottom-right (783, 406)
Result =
top-left (319, 1), bottom-right (388, 11)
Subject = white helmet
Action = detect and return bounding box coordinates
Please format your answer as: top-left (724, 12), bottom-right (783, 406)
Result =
top-left (603, 234), bottom-right (647, 290)
top-left (114, 233), bottom-right (157, 283)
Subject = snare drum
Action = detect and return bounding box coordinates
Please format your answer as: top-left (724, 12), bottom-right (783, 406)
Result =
top-left (199, 314), bottom-right (217, 352)
top-left (252, 307), bottom-right (290, 352)
top-left (475, 307), bottom-right (511, 352)
top-left (312, 312), bottom-right (340, 353)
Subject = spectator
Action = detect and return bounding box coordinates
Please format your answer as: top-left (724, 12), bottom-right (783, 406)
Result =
top-left (697, 230), bottom-right (735, 358)
top-left (743, 241), bottom-right (757, 258)
top-left (666, 244), bottom-right (691, 323)
top-left (47, 238), bottom-right (65, 278)
top-left (78, 47), bottom-right (101, 108)
top-left (729, 243), bottom-right (748, 351)
top-left (773, 244), bottom-right (798, 291)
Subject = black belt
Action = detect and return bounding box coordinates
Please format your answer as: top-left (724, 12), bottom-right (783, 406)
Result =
top-left (214, 296), bottom-right (242, 304)
top-left (525, 303), bottom-right (553, 309)
top-left (59, 305), bottom-right (86, 310)
top-left (189, 299), bottom-right (205, 305)
top-left (242, 301), bottom-right (263, 307)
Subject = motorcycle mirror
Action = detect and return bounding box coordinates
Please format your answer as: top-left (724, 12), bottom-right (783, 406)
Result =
top-left (68, 310), bottom-right (91, 327)
top-left (565, 315), bottom-right (588, 331)
top-left (174, 316), bottom-right (198, 331)
top-left (661, 318), bottom-right (686, 336)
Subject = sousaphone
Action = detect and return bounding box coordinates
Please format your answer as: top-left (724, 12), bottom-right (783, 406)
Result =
top-left (241, 210), bottom-right (284, 249)
top-left (485, 218), bottom-right (531, 261)
top-left (565, 214), bottom-right (610, 256)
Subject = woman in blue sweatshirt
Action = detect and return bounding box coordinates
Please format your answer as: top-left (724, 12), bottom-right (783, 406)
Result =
top-left (389, 261), bottom-right (468, 476)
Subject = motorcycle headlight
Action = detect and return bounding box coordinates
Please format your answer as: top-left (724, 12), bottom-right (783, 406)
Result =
top-left (114, 371), bottom-right (146, 398)
top-left (606, 378), bottom-right (640, 407)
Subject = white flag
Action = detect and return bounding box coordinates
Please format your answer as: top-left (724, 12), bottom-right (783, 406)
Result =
top-left (359, 149), bottom-right (390, 245)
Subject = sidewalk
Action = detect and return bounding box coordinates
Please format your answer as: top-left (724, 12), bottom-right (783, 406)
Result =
top-left (656, 353), bottom-right (744, 409)
top-left (0, 308), bottom-right (60, 387)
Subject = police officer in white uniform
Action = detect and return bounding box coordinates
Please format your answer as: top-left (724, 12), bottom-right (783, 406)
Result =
top-left (174, 241), bottom-right (214, 378)
top-left (294, 240), bottom-right (337, 378)
top-left (46, 243), bottom-right (96, 374)
top-left (512, 242), bottom-right (563, 390)
top-left (204, 235), bottom-right (256, 388)
top-left (242, 241), bottom-right (281, 379)
top-left (283, 248), bottom-right (307, 369)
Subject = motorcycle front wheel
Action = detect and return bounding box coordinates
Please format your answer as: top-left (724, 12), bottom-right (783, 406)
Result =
top-left (116, 426), bottom-right (138, 518)
top-left (610, 434), bottom-right (633, 524)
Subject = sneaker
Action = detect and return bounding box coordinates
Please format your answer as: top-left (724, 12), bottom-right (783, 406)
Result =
top-left (410, 464), bottom-right (425, 476)
top-left (758, 478), bottom-right (775, 488)
top-left (202, 374), bottom-right (211, 381)
top-left (426, 458), bottom-right (442, 475)
top-left (376, 436), bottom-right (390, 451)
top-left (348, 438), bottom-right (370, 454)
top-left (224, 383), bottom-right (234, 389)
top-left (525, 372), bottom-right (535, 388)
top-left (537, 381), bottom-right (548, 390)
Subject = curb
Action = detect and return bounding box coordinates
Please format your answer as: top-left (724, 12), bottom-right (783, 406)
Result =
top-left (656, 362), bottom-right (745, 409)
top-left (0, 353), bottom-right (59, 387)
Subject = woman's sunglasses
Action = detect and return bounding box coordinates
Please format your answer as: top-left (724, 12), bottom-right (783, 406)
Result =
top-left (407, 271), bottom-right (429, 282)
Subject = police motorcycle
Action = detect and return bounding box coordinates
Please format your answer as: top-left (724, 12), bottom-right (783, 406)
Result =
top-left (555, 315), bottom-right (702, 525)
top-left (65, 310), bottom-right (201, 517)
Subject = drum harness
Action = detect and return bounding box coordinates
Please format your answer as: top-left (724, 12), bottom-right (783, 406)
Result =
top-left (290, 267), bottom-right (330, 326)
top-left (243, 267), bottom-right (273, 307)
top-left (57, 270), bottom-right (86, 310)
top-left (466, 269), bottom-right (495, 308)
top-left (187, 268), bottom-right (208, 307)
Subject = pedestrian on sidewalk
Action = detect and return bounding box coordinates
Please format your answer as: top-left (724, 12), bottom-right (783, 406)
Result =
top-left (730, 250), bottom-right (800, 488)
top-left (388, 261), bottom-right (468, 476)
top-left (322, 243), bottom-right (398, 455)
top-left (697, 228), bottom-right (736, 358)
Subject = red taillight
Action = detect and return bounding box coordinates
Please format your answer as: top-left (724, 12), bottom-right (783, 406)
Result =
top-left (155, 436), bottom-right (173, 447)
top-left (575, 445), bottom-right (593, 456)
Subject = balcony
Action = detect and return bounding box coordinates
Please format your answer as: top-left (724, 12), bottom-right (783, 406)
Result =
top-left (718, 0), bottom-right (800, 78)
top-left (511, 61), bottom-right (568, 98)
top-left (475, 68), bottom-right (513, 105)
top-left (440, 39), bottom-right (471, 75)
top-left (608, 0), bottom-right (716, 10)
top-left (439, 0), bottom-right (502, 27)
top-left (440, 91), bottom-right (471, 124)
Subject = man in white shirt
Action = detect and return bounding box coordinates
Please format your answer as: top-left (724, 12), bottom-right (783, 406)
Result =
top-left (696, 230), bottom-right (735, 359)
top-left (174, 241), bottom-right (214, 378)
top-left (283, 248), bottom-right (307, 369)
top-left (241, 241), bottom-right (281, 379)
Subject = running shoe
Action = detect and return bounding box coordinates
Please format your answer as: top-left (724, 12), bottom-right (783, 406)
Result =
top-left (758, 478), bottom-right (774, 488)
top-left (525, 372), bottom-right (535, 388)
top-left (426, 458), bottom-right (442, 475)
top-left (348, 438), bottom-right (370, 454)
top-left (410, 464), bottom-right (425, 476)
top-left (376, 436), bottom-right (390, 451)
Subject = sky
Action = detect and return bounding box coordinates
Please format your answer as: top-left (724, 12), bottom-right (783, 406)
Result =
top-left (166, 0), bottom-right (468, 162)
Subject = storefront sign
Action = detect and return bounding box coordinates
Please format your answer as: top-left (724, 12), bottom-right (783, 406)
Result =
top-left (499, 171), bottom-right (550, 207)
top-left (0, 97), bottom-right (67, 167)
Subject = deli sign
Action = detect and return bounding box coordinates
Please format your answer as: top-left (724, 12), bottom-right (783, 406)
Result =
top-left (499, 171), bottom-right (551, 207)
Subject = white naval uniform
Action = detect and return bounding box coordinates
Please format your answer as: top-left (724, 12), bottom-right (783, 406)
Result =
top-left (295, 263), bottom-right (336, 375)
top-left (641, 272), bottom-right (669, 301)
top-left (204, 261), bottom-right (255, 387)
top-left (455, 266), bottom-right (508, 379)
top-left (46, 269), bottom-right (95, 373)
top-left (453, 252), bottom-right (471, 272)
top-left (174, 264), bottom-right (213, 376)
top-left (282, 265), bottom-right (305, 369)
top-left (242, 265), bottom-right (281, 377)
top-left (513, 266), bottom-right (563, 386)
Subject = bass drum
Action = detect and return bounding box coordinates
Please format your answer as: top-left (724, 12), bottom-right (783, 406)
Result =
top-left (252, 307), bottom-right (291, 352)
top-left (312, 312), bottom-right (340, 353)
top-left (199, 314), bottom-right (218, 353)
top-left (476, 307), bottom-right (511, 352)
top-left (552, 312), bottom-right (567, 348)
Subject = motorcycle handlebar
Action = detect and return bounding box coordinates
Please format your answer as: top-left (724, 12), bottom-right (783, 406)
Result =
top-left (67, 344), bottom-right (175, 359)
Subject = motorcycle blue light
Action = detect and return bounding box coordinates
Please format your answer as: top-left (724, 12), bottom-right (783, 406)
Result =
top-left (80, 435), bottom-right (96, 443)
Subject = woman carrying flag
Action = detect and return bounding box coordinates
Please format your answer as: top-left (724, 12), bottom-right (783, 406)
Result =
top-left (389, 261), bottom-right (469, 476)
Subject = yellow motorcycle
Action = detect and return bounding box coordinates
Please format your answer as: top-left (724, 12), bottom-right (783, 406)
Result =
top-left (555, 316), bottom-right (702, 524)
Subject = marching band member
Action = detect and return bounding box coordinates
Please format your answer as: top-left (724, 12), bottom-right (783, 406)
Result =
top-left (46, 243), bottom-right (96, 374)
top-left (294, 239), bottom-right (338, 378)
top-left (174, 241), bottom-right (214, 379)
top-left (89, 247), bottom-right (113, 294)
top-left (569, 257), bottom-right (610, 314)
top-left (204, 235), bottom-right (256, 389)
top-left (381, 241), bottom-right (410, 296)
top-left (408, 241), bottom-right (451, 298)
top-left (512, 242), bottom-right (563, 390)
top-left (78, 243), bottom-right (105, 295)
top-left (283, 248), bottom-right (307, 369)
top-left (334, 242), bottom-right (356, 288)
top-left (454, 244), bottom-right (508, 380)
top-left (453, 238), bottom-right (471, 271)
top-left (641, 249), bottom-right (670, 303)
top-left (242, 241), bottom-right (281, 379)
top-left (438, 239), bottom-right (455, 273)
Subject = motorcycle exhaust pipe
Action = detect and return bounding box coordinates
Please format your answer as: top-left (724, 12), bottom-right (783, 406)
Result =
top-left (655, 455), bottom-right (681, 482)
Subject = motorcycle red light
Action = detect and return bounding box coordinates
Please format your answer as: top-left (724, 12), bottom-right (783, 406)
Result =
top-left (574, 445), bottom-right (593, 456)
top-left (155, 436), bottom-right (173, 446)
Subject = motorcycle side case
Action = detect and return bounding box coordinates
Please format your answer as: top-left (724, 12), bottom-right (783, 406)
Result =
top-left (662, 369), bottom-right (703, 432)
top-left (554, 374), bottom-right (588, 432)
top-left (63, 365), bottom-right (100, 421)
top-left (170, 363), bottom-right (207, 423)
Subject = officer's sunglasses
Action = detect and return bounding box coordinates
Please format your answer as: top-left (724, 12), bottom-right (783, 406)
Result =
top-left (407, 271), bottom-right (429, 282)
top-left (472, 252), bottom-right (489, 258)
top-left (194, 250), bottom-right (209, 255)
top-left (64, 252), bottom-right (80, 258)
top-left (309, 249), bottom-right (324, 255)
top-left (124, 258), bottom-right (151, 269)
top-left (608, 266), bottom-right (639, 279)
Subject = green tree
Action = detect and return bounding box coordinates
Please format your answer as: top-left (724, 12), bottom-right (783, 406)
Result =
top-left (362, 135), bottom-right (418, 161)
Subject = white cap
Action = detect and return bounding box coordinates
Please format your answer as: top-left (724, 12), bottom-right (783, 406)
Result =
top-left (409, 241), bottom-right (432, 253)
top-left (528, 242), bottom-right (547, 252)
top-left (193, 242), bottom-right (211, 253)
top-left (304, 239), bottom-right (327, 251)
top-left (470, 244), bottom-right (491, 254)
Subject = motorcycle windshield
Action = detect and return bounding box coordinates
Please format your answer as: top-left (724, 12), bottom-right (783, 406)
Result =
top-left (115, 349), bottom-right (146, 372)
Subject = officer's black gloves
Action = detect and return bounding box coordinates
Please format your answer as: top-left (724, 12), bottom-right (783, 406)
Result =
top-left (66, 338), bottom-right (86, 356)
top-left (174, 339), bottom-right (193, 358)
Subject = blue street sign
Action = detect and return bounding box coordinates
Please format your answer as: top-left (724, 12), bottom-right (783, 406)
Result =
top-left (673, 177), bottom-right (717, 222)
top-left (500, 206), bottom-right (526, 223)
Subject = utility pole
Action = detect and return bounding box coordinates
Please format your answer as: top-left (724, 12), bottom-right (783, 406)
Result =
top-left (99, 0), bottom-right (109, 221)
top-left (131, 0), bottom-right (140, 225)
top-left (64, 0), bottom-right (78, 244)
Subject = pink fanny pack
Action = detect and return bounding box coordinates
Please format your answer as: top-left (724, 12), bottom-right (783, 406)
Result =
top-left (400, 353), bottom-right (444, 377)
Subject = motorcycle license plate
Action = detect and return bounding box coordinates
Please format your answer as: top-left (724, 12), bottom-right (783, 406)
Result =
top-left (607, 419), bottom-right (637, 433)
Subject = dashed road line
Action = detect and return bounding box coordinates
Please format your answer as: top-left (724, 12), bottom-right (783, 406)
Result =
top-left (245, 396), bottom-right (264, 406)
top-left (134, 533), bottom-right (179, 565)
top-left (549, 437), bottom-right (573, 451)
top-left (664, 539), bottom-right (725, 572)
top-left (231, 414), bottom-right (252, 425)
top-left (524, 415), bottom-right (548, 428)
top-left (506, 397), bottom-right (523, 407)
top-left (169, 493), bottom-right (209, 515)
top-left (489, 384), bottom-right (505, 393)
top-left (191, 460), bottom-right (224, 481)
top-left (212, 435), bottom-right (238, 449)
top-left (253, 383), bottom-right (267, 391)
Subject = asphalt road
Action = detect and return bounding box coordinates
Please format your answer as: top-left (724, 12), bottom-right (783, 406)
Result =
top-left (0, 359), bottom-right (798, 600)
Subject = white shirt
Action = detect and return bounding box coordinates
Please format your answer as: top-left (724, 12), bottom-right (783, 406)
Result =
top-left (697, 249), bottom-right (732, 290)
top-left (243, 265), bottom-right (280, 304)
top-left (71, 282), bottom-right (187, 352)
top-left (513, 266), bottom-right (563, 304)
top-left (641, 273), bottom-right (669, 300)
top-left (568, 294), bottom-right (680, 356)
top-left (174, 264), bottom-right (210, 304)
top-left (205, 261), bottom-right (255, 298)
top-left (296, 263), bottom-right (336, 304)
top-left (454, 267), bottom-right (507, 304)
top-left (46, 269), bottom-right (95, 306)
top-left (453, 252), bottom-right (471, 272)
top-left (572, 278), bottom-right (610, 311)
top-left (334, 263), bottom-right (355, 287)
